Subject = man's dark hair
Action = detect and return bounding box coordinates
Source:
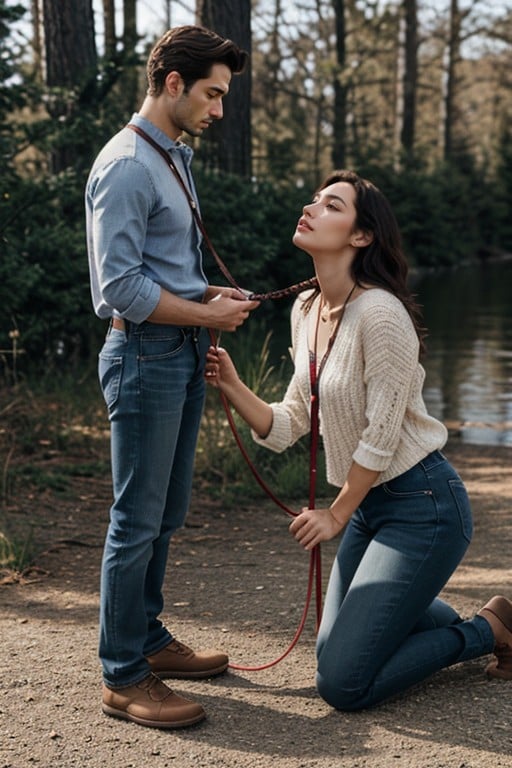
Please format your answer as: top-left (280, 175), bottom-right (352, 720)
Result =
top-left (146, 25), bottom-right (248, 96)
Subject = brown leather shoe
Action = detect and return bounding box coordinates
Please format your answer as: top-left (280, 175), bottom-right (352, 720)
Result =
top-left (478, 595), bottom-right (512, 680)
top-left (102, 673), bottom-right (206, 728)
top-left (146, 639), bottom-right (229, 679)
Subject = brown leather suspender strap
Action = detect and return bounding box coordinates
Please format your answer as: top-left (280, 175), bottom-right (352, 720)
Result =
top-left (126, 123), bottom-right (244, 292)
top-left (126, 123), bottom-right (319, 302)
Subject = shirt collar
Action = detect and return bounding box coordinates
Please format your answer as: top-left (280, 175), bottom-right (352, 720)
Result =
top-left (129, 113), bottom-right (194, 162)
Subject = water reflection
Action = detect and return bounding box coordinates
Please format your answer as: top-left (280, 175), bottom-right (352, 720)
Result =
top-left (229, 260), bottom-right (512, 448)
top-left (416, 259), bottom-right (512, 446)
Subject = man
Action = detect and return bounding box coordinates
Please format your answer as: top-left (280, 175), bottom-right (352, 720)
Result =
top-left (85, 25), bottom-right (259, 729)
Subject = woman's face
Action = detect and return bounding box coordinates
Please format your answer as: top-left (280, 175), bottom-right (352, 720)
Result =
top-left (293, 181), bottom-right (359, 256)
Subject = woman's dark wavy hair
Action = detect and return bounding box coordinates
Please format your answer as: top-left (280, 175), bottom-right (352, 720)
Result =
top-left (303, 169), bottom-right (426, 354)
top-left (146, 25), bottom-right (248, 96)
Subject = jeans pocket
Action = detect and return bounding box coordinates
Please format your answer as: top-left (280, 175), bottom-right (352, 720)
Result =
top-left (448, 478), bottom-right (473, 543)
top-left (381, 465), bottom-right (432, 499)
top-left (98, 353), bottom-right (123, 412)
top-left (138, 330), bottom-right (186, 361)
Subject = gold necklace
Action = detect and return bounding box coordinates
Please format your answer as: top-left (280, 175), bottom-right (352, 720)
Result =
top-left (313, 283), bottom-right (357, 373)
top-left (320, 286), bottom-right (356, 323)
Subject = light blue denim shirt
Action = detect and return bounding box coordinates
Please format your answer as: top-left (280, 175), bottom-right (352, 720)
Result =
top-left (85, 114), bottom-right (208, 322)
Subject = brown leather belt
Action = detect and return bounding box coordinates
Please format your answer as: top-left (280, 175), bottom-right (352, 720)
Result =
top-left (111, 317), bottom-right (199, 337)
top-left (112, 317), bottom-right (126, 332)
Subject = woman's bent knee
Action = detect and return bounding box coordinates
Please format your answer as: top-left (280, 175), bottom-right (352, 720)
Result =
top-left (316, 671), bottom-right (370, 711)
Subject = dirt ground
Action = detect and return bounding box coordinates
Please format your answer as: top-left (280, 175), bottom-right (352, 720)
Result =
top-left (1, 440), bottom-right (512, 768)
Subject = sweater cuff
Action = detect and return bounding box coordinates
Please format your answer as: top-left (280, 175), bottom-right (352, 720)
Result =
top-left (251, 405), bottom-right (291, 454)
top-left (353, 440), bottom-right (394, 472)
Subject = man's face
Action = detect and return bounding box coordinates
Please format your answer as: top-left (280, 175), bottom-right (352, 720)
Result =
top-left (172, 63), bottom-right (232, 138)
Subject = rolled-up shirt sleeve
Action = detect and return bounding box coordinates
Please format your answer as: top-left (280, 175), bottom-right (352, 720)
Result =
top-left (87, 157), bottom-right (161, 322)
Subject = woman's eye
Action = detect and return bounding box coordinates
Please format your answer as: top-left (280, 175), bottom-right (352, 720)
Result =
top-left (326, 203), bottom-right (339, 211)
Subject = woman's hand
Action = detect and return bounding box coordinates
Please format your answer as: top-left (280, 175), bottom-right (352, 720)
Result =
top-left (205, 346), bottom-right (239, 390)
top-left (289, 507), bottom-right (346, 550)
top-left (292, 463), bottom-right (379, 551)
top-left (205, 346), bottom-right (274, 438)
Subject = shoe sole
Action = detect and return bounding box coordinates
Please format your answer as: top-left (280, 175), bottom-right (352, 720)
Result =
top-left (154, 662), bottom-right (229, 680)
top-left (102, 703), bottom-right (206, 729)
top-left (485, 661), bottom-right (512, 680)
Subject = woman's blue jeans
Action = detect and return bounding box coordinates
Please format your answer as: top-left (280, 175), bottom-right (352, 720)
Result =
top-left (316, 451), bottom-right (495, 710)
top-left (98, 321), bottom-right (209, 688)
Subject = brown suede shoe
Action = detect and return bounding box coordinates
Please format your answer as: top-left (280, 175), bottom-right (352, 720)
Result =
top-left (146, 639), bottom-right (229, 679)
top-left (102, 673), bottom-right (206, 729)
top-left (478, 595), bottom-right (512, 680)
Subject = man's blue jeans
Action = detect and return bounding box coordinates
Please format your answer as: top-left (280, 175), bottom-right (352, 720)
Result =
top-left (98, 321), bottom-right (209, 688)
top-left (316, 450), bottom-right (495, 710)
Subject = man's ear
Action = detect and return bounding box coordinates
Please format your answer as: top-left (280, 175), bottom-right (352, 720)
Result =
top-left (351, 230), bottom-right (373, 247)
top-left (164, 71), bottom-right (184, 97)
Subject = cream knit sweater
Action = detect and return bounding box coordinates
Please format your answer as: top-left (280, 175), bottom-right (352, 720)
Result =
top-left (252, 288), bottom-right (447, 488)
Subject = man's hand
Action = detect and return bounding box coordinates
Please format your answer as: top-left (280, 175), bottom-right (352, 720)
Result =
top-left (205, 294), bottom-right (260, 332)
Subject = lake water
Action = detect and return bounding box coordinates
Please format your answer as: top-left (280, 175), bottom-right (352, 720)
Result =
top-left (235, 259), bottom-right (512, 448)
top-left (415, 258), bottom-right (512, 446)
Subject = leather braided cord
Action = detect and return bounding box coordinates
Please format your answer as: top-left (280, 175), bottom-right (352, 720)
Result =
top-left (127, 123), bottom-right (323, 670)
top-left (126, 124), bottom-right (318, 303)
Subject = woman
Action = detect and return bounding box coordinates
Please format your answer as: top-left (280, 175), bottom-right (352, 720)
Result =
top-left (205, 169), bottom-right (512, 710)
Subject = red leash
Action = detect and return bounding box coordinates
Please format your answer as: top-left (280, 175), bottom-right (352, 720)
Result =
top-left (214, 285), bottom-right (356, 670)
top-left (208, 328), bottom-right (323, 671)
top-left (126, 123), bottom-right (325, 669)
top-left (217, 388), bottom-right (322, 671)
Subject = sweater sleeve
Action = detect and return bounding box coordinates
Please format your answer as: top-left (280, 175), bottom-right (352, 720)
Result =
top-left (352, 299), bottom-right (419, 472)
top-left (251, 297), bottom-right (311, 452)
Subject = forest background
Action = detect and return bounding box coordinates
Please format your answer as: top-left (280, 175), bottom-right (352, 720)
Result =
top-left (1, 0), bottom-right (511, 570)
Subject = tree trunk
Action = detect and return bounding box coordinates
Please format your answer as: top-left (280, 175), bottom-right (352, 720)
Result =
top-left (331, 0), bottom-right (347, 168)
top-left (198, 0), bottom-right (252, 177)
top-left (31, 0), bottom-right (43, 81)
top-left (103, 0), bottom-right (116, 60)
top-left (401, 0), bottom-right (418, 160)
top-left (267, 0), bottom-right (281, 124)
top-left (120, 0), bottom-right (139, 114)
top-left (443, 0), bottom-right (461, 160)
top-left (42, 0), bottom-right (97, 171)
top-left (43, 0), bottom-right (96, 88)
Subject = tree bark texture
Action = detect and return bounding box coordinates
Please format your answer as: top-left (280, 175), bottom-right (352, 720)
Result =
top-left (102, 0), bottom-right (116, 60)
top-left (43, 0), bottom-right (96, 88)
top-left (331, 0), bottom-right (347, 168)
top-left (42, 0), bottom-right (97, 172)
top-left (198, 0), bottom-right (252, 177)
top-left (401, 0), bottom-right (418, 158)
top-left (444, 0), bottom-right (461, 160)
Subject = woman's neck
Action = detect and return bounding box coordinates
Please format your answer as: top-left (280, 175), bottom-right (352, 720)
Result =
top-left (315, 268), bottom-right (356, 315)
top-left (311, 247), bottom-right (355, 304)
